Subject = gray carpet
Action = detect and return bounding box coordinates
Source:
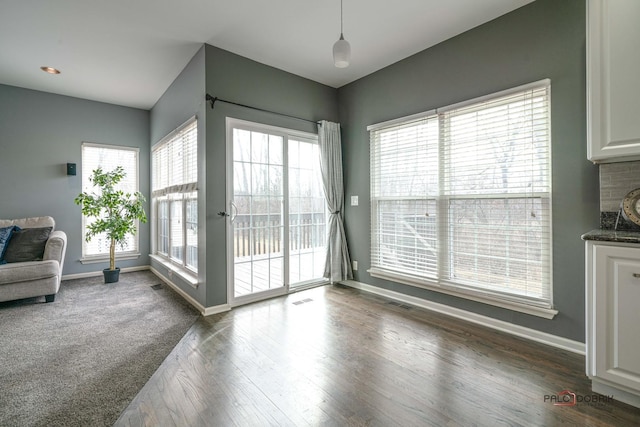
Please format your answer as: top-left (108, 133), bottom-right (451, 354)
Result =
top-left (0, 270), bottom-right (200, 427)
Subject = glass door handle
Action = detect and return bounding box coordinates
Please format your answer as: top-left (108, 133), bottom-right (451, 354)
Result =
top-left (230, 202), bottom-right (238, 223)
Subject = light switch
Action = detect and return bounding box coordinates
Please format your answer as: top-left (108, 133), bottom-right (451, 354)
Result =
top-left (351, 195), bottom-right (359, 206)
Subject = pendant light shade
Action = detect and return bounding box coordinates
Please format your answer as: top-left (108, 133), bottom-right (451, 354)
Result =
top-left (333, 0), bottom-right (350, 68)
top-left (333, 34), bottom-right (351, 68)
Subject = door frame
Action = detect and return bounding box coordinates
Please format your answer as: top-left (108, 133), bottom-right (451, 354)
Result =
top-left (225, 117), bottom-right (321, 307)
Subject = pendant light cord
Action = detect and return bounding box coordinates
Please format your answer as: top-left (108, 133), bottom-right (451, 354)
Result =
top-left (340, 0), bottom-right (344, 35)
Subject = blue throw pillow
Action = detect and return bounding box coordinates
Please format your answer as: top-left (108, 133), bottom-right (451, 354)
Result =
top-left (0, 225), bottom-right (20, 264)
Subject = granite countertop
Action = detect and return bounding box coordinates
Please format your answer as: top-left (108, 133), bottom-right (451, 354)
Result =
top-left (581, 229), bottom-right (640, 244)
top-left (582, 211), bottom-right (640, 243)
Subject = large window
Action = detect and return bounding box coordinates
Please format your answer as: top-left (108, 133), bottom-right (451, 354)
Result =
top-left (369, 80), bottom-right (552, 313)
top-left (152, 117), bottom-right (198, 272)
top-left (81, 143), bottom-right (140, 260)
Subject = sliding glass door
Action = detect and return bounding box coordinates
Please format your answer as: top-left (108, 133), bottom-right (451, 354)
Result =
top-left (226, 119), bottom-right (327, 306)
top-left (288, 138), bottom-right (327, 286)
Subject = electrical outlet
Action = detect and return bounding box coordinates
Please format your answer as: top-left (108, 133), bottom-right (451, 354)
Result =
top-left (352, 260), bottom-right (358, 271)
top-left (351, 195), bottom-right (359, 206)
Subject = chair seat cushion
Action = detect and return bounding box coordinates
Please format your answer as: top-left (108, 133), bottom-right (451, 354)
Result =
top-left (0, 260), bottom-right (59, 286)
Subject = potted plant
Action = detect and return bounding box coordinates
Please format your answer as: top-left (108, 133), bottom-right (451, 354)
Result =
top-left (74, 166), bottom-right (147, 283)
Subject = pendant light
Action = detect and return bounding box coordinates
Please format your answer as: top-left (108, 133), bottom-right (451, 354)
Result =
top-left (333, 0), bottom-right (350, 68)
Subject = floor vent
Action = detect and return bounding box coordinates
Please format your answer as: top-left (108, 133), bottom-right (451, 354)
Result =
top-left (292, 298), bottom-right (313, 305)
top-left (151, 283), bottom-right (164, 290)
top-left (387, 301), bottom-right (411, 310)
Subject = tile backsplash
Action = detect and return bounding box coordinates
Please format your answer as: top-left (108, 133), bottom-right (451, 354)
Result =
top-left (599, 161), bottom-right (640, 230)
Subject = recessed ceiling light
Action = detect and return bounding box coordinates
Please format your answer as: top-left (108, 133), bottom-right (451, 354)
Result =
top-left (40, 66), bottom-right (61, 75)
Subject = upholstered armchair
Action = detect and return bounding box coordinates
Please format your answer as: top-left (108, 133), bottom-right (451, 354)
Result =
top-left (0, 217), bottom-right (67, 303)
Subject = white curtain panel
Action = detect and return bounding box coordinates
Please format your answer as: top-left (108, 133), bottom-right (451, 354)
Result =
top-left (318, 120), bottom-right (353, 283)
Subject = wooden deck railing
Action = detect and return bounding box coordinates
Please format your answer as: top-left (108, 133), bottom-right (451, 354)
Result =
top-left (234, 213), bottom-right (326, 257)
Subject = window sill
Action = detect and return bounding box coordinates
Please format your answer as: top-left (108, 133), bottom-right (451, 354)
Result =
top-left (150, 254), bottom-right (198, 288)
top-left (368, 268), bottom-right (558, 319)
top-left (80, 253), bottom-right (141, 265)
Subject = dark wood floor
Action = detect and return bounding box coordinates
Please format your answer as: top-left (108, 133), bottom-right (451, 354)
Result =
top-left (116, 284), bottom-right (640, 426)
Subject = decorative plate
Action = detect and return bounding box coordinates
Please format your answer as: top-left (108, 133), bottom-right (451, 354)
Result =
top-left (621, 188), bottom-right (640, 226)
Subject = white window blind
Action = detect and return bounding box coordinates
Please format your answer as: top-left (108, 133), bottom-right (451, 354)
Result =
top-left (81, 143), bottom-right (139, 258)
top-left (370, 80), bottom-right (552, 309)
top-left (152, 119), bottom-right (197, 196)
top-left (370, 115), bottom-right (439, 278)
top-left (152, 117), bottom-right (198, 272)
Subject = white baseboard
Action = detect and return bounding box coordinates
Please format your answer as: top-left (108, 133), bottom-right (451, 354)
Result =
top-left (62, 265), bottom-right (150, 281)
top-left (202, 303), bottom-right (231, 316)
top-left (341, 280), bottom-right (585, 355)
top-left (149, 266), bottom-right (230, 316)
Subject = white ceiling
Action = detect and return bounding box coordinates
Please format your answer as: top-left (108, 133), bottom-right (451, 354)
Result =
top-left (0, 0), bottom-right (533, 110)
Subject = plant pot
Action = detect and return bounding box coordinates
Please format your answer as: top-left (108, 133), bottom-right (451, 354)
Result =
top-left (103, 267), bottom-right (120, 283)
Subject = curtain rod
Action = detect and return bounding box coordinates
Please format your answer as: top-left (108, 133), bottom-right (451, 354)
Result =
top-left (206, 94), bottom-right (320, 125)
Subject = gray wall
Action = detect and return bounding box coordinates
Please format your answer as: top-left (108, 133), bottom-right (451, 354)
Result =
top-left (203, 44), bottom-right (338, 307)
top-left (338, 0), bottom-right (598, 342)
top-left (0, 84), bottom-right (150, 276)
top-left (150, 44), bottom-right (338, 308)
top-left (150, 46), bottom-right (207, 305)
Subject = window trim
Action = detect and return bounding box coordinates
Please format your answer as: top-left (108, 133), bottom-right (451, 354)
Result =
top-left (368, 268), bottom-right (557, 319)
top-left (79, 142), bottom-right (141, 262)
top-left (368, 79), bottom-right (556, 319)
top-left (151, 116), bottom-right (198, 277)
top-left (153, 192), bottom-right (198, 273)
top-left (225, 117), bottom-right (329, 301)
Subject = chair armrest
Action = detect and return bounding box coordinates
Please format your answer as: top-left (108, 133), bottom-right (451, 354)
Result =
top-left (44, 230), bottom-right (67, 275)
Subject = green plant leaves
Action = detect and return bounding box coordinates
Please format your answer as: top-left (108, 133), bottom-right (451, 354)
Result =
top-left (74, 166), bottom-right (147, 246)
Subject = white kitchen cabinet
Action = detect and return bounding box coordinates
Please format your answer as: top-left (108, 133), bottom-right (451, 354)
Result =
top-left (585, 240), bottom-right (640, 408)
top-left (587, 0), bottom-right (640, 163)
